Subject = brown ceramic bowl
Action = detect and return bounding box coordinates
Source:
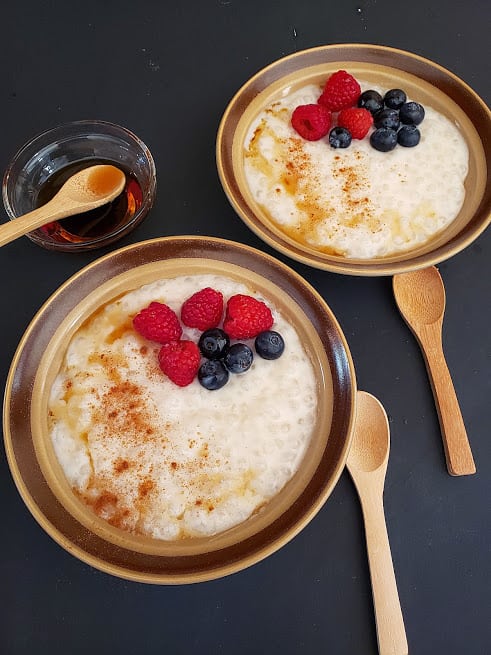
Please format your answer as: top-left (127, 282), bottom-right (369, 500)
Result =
top-left (217, 44), bottom-right (490, 276)
top-left (3, 236), bottom-right (356, 583)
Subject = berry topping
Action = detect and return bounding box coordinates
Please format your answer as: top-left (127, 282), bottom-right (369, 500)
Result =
top-left (224, 343), bottom-right (254, 374)
top-left (384, 89), bottom-right (407, 110)
top-left (198, 328), bottom-right (230, 359)
top-left (133, 302), bottom-right (182, 344)
top-left (374, 108), bottom-right (400, 131)
top-left (328, 126), bottom-right (352, 149)
top-left (370, 127), bottom-right (398, 152)
top-left (399, 101), bottom-right (425, 125)
top-left (318, 70), bottom-right (361, 112)
top-left (289, 74), bottom-right (423, 153)
top-left (397, 124), bottom-right (421, 147)
top-left (291, 104), bottom-right (331, 141)
top-left (223, 294), bottom-right (274, 339)
top-left (158, 340), bottom-right (201, 387)
top-left (337, 107), bottom-right (373, 140)
top-left (198, 359), bottom-right (229, 390)
top-left (357, 89), bottom-right (384, 115)
top-left (255, 330), bottom-right (285, 360)
top-left (181, 287), bottom-right (223, 331)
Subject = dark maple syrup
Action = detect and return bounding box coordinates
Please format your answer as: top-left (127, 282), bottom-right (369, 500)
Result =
top-left (35, 159), bottom-right (143, 243)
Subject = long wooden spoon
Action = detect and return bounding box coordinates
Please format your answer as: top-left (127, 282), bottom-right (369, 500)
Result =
top-left (0, 164), bottom-right (126, 247)
top-left (348, 391), bottom-right (408, 655)
top-left (393, 266), bottom-right (476, 476)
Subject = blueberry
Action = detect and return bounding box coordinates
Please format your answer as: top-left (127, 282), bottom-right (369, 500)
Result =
top-left (384, 88), bottom-right (407, 110)
top-left (198, 359), bottom-right (229, 390)
top-left (255, 330), bottom-right (285, 360)
top-left (397, 124), bottom-right (421, 147)
top-left (357, 89), bottom-right (384, 115)
top-left (223, 343), bottom-right (253, 373)
top-left (198, 328), bottom-right (230, 359)
top-left (370, 128), bottom-right (398, 152)
top-left (399, 101), bottom-right (425, 125)
top-left (328, 127), bottom-right (352, 149)
top-left (374, 108), bottom-right (400, 131)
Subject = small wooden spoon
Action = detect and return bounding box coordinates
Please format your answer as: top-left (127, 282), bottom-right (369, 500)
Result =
top-left (348, 391), bottom-right (408, 655)
top-left (0, 164), bottom-right (126, 247)
top-left (393, 266), bottom-right (476, 476)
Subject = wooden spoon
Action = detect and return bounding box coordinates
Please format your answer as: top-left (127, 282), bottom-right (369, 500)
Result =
top-left (348, 391), bottom-right (408, 655)
top-left (393, 266), bottom-right (476, 476)
top-left (0, 164), bottom-right (126, 247)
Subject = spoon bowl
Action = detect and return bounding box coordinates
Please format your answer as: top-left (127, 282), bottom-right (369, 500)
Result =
top-left (347, 393), bottom-right (389, 474)
top-left (347, 391), bottom-right (408, 655)
top-left (393, 267), bottom-right (445, 325)
top-left (393, 266), bottom-right (476, 476)
top-left (0, 165), bottom-right (126, 247)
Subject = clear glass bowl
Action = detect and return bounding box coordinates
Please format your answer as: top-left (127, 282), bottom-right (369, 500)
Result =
top-left (2, 120), bottom-right (156, 251)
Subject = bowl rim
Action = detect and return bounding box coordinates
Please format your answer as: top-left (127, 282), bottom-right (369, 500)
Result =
top-left (216, 43), bottom-right (491, 276)
top-left (3, 235), bottom-right (357, 583)
top-left (2, 119), bottom-right (157, 252)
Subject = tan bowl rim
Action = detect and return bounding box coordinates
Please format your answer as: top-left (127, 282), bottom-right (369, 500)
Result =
top-left (216, 43), bottom-right (491, 276)
top-left (3, 235), bottom-right (357, 584)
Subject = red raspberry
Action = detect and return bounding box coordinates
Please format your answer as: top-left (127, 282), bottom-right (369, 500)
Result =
top-left (223, 294), bottom-right (274, 339)
top-left (133, 302), bottom-right (182, 344)
top-left (318, 70), bottom-right (361, 112)
top-left (337, 107), bottom-right (373, 139)
top-left (158, 340), bottom-right (201, 387)
top-left (291, 104), bottom-right (331, 141)
top-left (181, 287), bottom-right (224, 330)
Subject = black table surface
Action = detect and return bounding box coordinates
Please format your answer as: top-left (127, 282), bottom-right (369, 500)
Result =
top-left (1, 2), bottom-right (489, 654)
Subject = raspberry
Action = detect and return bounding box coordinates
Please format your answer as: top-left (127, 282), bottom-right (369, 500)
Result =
top-left (181, 287), bottom-right (224, 330)
top-left (318, 70), bottom-right (361, 112)
top-left (158, 340), bottom-right (201, 387)
top-left (291, 104), bottom-right (331, 141)
top-left (337, 107), bottom-right (373, 139)
top-left (223, 294), bottom-right (274, 339)
top-left (133, 302), bottom-right (182, 344)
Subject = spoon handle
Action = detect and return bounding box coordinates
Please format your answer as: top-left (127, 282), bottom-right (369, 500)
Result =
top-left (360, 490), bottom-right (408, 655)
top-left (0, 201), bottom-right (74, 247)
top-left (418, 324), bottom-right (476, 476)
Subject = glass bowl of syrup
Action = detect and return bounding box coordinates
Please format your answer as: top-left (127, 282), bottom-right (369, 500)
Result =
top-left (2, 120), bottom-right (156, 251)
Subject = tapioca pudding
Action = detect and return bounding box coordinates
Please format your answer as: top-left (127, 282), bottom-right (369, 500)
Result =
top-left (48, 274), bottom-right (319, 541)
top-left (243, 81), bottom-right (469, 259)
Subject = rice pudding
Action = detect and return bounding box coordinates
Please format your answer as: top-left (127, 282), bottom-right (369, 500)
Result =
top-left (48, 274), bottom-right (318, 541)
top-left (244, 81), bottom-right (469, 259)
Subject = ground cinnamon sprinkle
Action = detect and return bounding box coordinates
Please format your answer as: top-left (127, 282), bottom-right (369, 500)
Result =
top-left (138, 479), bottom-right (155, 499)
top-left (277, 137), bottom-right (341, 252)
top-left (114, 458), bottom-right (130, 474)
top-left (71, 347), bottom-right (168, 529)
top-left (272, 136), bottom-right (380, 247)
top-left (243, 97), bottom-right (386, 256)
top-left (98, 379), bottom-right (153, 439)
top-left (331, 152), bottom-right (375, 228)
top-left (93, 490), bottom-right (118, 514)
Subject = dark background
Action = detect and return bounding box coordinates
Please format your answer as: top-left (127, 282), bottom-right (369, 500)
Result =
top-left (1, 1), bottom-right (489, 654)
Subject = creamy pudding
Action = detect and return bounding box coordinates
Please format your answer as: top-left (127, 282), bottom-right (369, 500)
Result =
top-left (48, 274), bottom-right (318, 540)
top-left (244, 81), bottom-right (469, 259)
